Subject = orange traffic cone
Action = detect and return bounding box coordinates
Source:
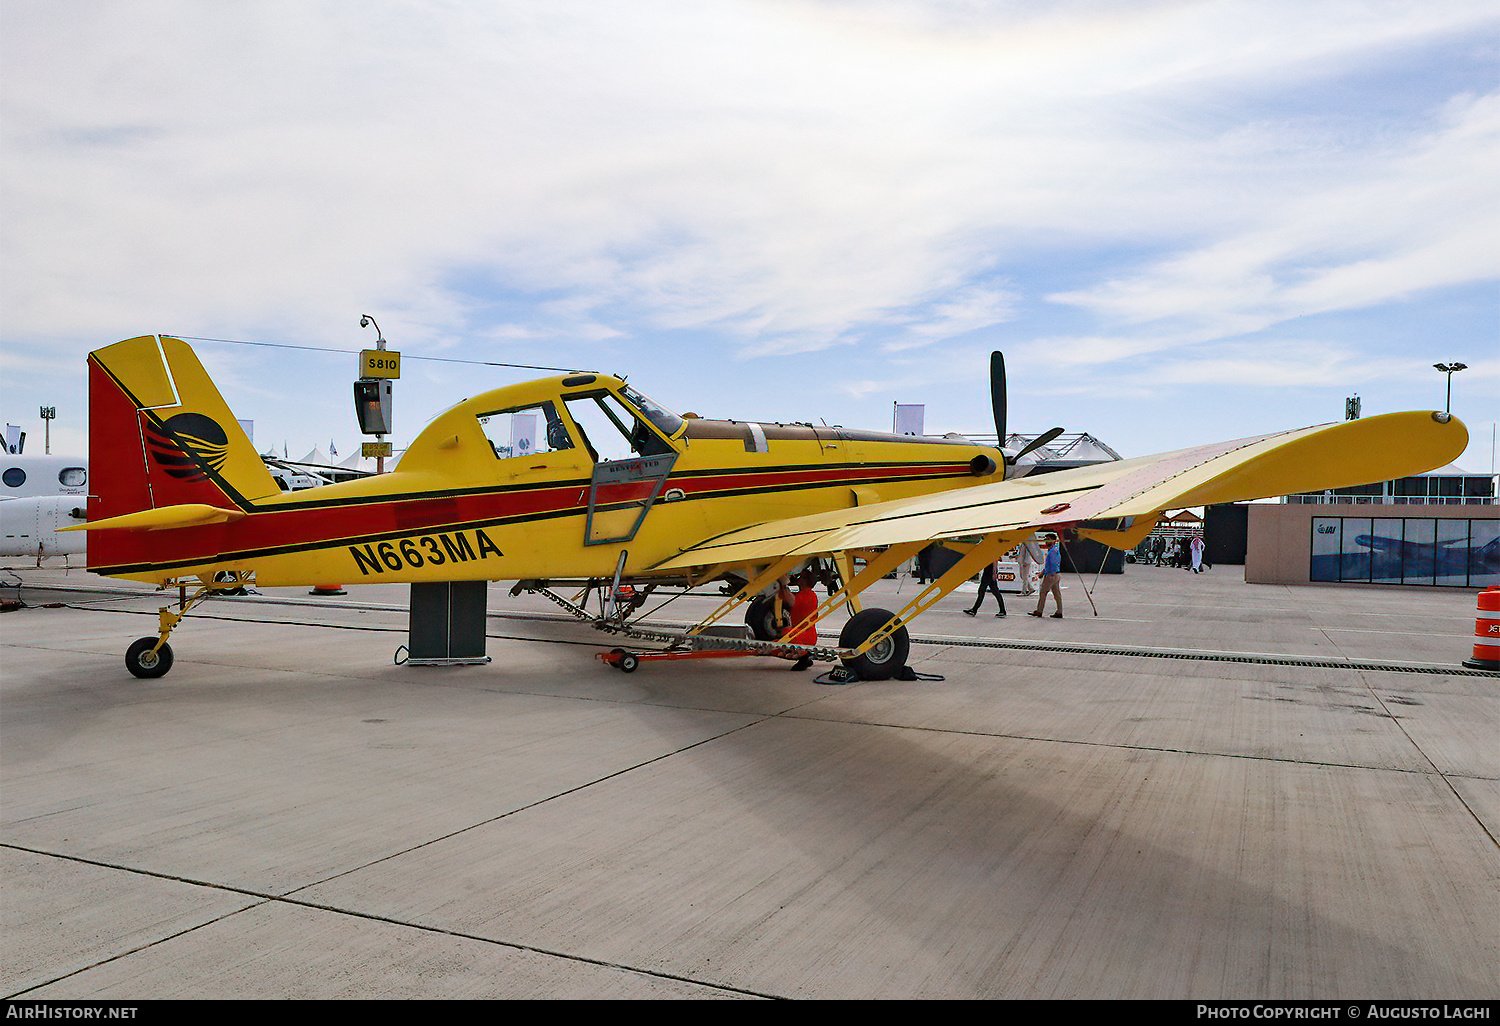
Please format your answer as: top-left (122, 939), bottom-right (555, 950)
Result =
top-left (1462, 586), bottom-right (1499, 671)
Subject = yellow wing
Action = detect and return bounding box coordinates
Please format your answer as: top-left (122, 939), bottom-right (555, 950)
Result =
top-left (652, 410), bottom-right (1467, 569)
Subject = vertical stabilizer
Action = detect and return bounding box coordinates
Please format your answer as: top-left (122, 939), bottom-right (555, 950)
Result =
top-left (88, 335), bottom-right (278, 536)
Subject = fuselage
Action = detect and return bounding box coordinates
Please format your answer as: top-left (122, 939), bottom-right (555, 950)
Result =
top-left (92, 368), bottom-right (1003, 586)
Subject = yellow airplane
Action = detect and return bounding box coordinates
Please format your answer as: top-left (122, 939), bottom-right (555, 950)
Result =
top-left (70, 335), bottom-right (1466, 680)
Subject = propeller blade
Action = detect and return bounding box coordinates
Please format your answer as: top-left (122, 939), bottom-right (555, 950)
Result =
top-left (990, 351), bottom-right (1006, 447)
top-left (1013, 426), bottom-right (1064, 462)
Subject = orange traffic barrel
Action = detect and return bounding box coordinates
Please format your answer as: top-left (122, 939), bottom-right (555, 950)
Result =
top-left (310, 584), bottom-right (347, 596)
top-left (1463, 586), bottom-right (1500, 671)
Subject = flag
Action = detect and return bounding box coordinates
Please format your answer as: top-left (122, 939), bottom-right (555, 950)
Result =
top-left (511, 413), bottom-right (538, 457)
top-left (892, 404), bottom-right (925, 436)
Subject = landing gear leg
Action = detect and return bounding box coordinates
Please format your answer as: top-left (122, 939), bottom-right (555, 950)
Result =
top-left (125, 599), bottom-right (186, 679)
top-left (122, 575), bottom-right (242, 679)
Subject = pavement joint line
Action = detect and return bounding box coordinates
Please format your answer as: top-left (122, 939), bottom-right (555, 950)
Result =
top-left (8, 570), bottom-right (1494, 996)
top-left (23, 600), bottom-right (1499, 677)
top-left (1322, 635), bottom-right (1500, 851)
top-left (277, 719), bottom-right (775, 893)
top-left (1317, 626), bottom-right (1471, 637)
top-left (903, 635), bottom-right (1498, 676)
top-left (0, 842), bottom-right (777, 1000)
top-left (773, 713), bottom-right (1500, 781)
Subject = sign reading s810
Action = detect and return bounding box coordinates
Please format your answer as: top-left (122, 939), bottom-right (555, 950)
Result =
top-left (359, 349), bottom-right (401, 378)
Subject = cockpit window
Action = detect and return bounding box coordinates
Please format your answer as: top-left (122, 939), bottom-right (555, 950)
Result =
top-left (563, 391), bottom-right (674, 463)
top-left (620, 384), bottom-right (683, 438)
top-left (477, 401), bottom-right (574, 460)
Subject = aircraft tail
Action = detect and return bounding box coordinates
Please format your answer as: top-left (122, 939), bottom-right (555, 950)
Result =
top-left (86, 336), bottom-right (279, 570)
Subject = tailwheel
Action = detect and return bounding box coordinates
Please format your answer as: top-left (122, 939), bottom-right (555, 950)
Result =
top-left (838, 607), bottom-right (909, 681)
top-left (125, 637), bottom-right (174, 679)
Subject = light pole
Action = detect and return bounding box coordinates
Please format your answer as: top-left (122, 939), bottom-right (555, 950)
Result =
top-left (1433, 363), bottom-right (1467, 414)
top-left (359, 314), bottom-right (392, 474)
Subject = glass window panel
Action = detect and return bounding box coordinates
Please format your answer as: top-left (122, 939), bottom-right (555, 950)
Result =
top-left (1402, 518), bottom-right (1437, 585)
top-left (1311, 518), bottom-right (1342, 582)
top-left (1341, 517), bottom-right (1373, 582)
top-left (1470, 520), bottom-right (1500, 588)
top-left (1369, 518), bottom-right (1404, 584)
top-left (1434, 520), bottom-right (1470, 586)
top-left (477, 401), bottom-right (573, 460)
top-left (563, 392), bottom-right (672, 463)
top-left (618, 384), bottom-right (683, 438)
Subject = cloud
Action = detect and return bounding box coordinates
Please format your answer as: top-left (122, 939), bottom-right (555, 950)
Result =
top-left (1047, 90), bottom-right (1500, 336)
top-left (1, 1), bottom-right (1495, 466)
top-left (3, 1), bottom-right (1492, 352)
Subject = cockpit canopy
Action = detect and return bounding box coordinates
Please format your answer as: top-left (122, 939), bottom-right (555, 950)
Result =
top-left (472, 377), bottom-right (683, 466)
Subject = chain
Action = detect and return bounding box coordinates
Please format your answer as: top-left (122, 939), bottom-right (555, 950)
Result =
top-left (522, 584), bottom-right (841, 661)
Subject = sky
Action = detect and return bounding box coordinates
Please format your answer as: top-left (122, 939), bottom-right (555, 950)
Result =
top-left (3, 0), bottom-right (1497, 475)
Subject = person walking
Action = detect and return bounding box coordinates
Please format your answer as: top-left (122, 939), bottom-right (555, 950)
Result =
top-left (965, 559), bottom-right (1007, 617)
top-left (1190, 533), bottom-right (1205, 574)
top-left (1017, 537), bottom-right (1038, 595)
top-left (1028, 537), bottom-right (1064, 618)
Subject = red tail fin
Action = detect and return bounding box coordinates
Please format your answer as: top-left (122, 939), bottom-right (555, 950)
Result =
top-left (87, 336), bottom-right (277, 576)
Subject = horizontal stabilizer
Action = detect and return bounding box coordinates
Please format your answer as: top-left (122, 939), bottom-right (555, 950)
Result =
top-left (62, 503), bottom-right (246, 533)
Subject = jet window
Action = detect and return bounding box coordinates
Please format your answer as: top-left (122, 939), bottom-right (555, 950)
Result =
top-left (563, 392), bottom-right (674, 463)
top-left (477, 401), bottom-right (574, 460)
top-left (59, 467), bottom-right (86, 487)
top-left (2, 468), bottom-right (23, 488)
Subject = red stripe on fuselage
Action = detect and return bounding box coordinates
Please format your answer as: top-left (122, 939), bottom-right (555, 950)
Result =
top-left (92, 458), bottom-right (978, 572)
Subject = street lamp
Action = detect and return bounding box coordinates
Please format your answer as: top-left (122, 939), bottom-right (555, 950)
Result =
top-left (358, 314), bottom-right (392, 474)
top-left (359, 314), bottom-right (385, 346)
top-left (1433, 362), bottom-right (1467, 414)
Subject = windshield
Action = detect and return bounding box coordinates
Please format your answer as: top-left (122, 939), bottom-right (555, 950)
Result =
top-left (563, 391), bottom-right (674, 462)
top-left (619, 384), bottom-right (683, 438)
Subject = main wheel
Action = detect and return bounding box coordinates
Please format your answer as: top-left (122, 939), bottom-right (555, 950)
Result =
top-left (212, 570), bottom-right (247, 596)
top-left (837, 608), bottom-right (909, 681)
top-left (744, 597), bottom-right (784, 641)
top-left (125, 637), bottom-right (174, 679)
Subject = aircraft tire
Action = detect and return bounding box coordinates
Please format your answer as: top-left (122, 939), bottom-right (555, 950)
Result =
top-left (838, 608), bottom-right (909, 681)
top-left (125, 637), bottom-right (174, 679)
top-left (211, 571), bottom-right (247, 596)
top-left (744, 598), bottom-right (783, 641)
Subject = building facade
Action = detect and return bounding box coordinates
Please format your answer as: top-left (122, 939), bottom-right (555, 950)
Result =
top-left (1246, 503), bottom-right (1498, 588)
